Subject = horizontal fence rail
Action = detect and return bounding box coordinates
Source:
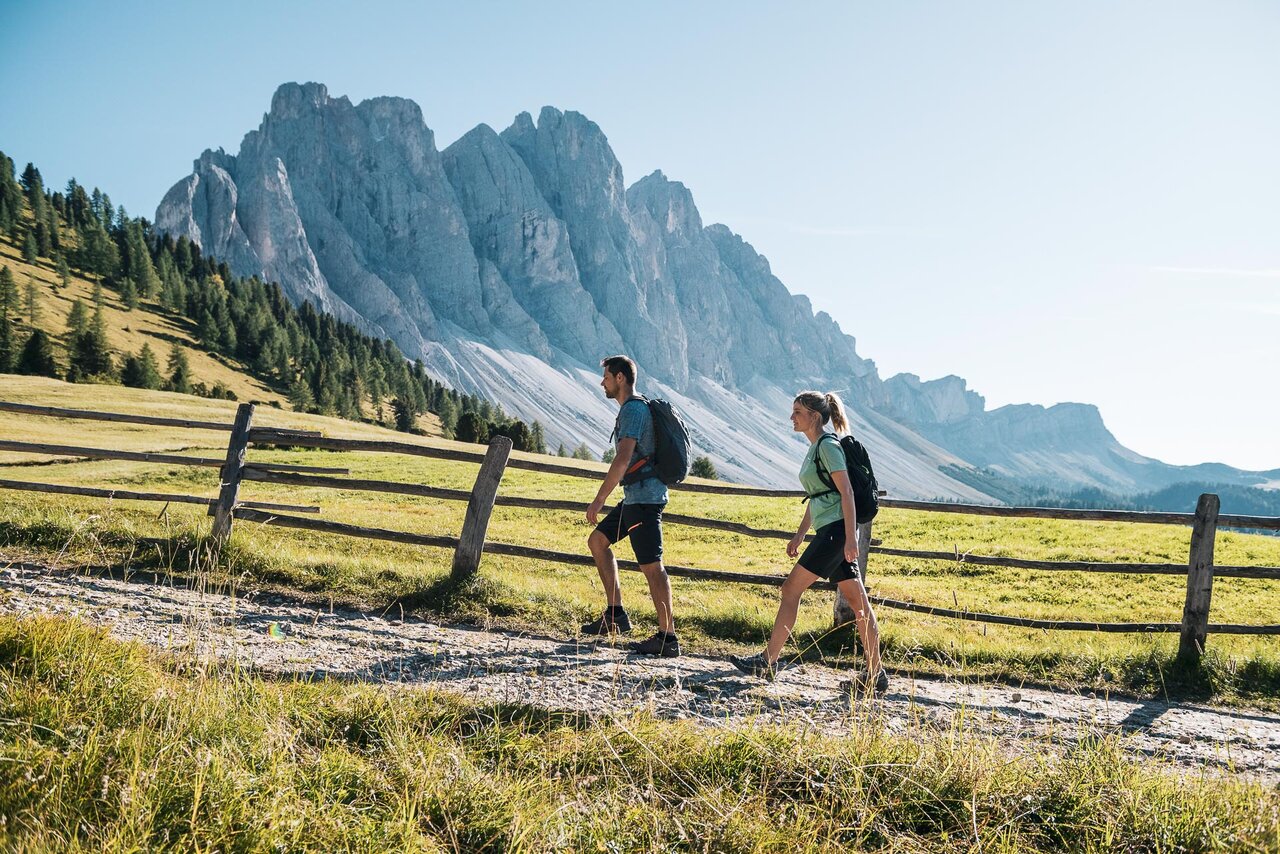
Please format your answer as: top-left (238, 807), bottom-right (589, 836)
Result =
top-left (0, 439), bottom-right (350, 475)
top-left (248, 428), bottom-right (1280, 528)
top-left (248, 428), bottom-right (806, 498)
top-left (230, 507), bottom-right (1280, 636)
top-left (0, 400), bottom-right (322, 439)
top-left (0, 478), bottom-right (320, 514)
top-left (239, 467), bottom-right (861, 543)
top-left (870, 545), bottom-right (1280, 580)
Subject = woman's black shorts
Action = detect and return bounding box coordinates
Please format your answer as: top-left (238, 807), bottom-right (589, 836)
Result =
top-left (798, 521), bottom-right (859, 583)
top-left (595, 502), bottom-right (664, 565)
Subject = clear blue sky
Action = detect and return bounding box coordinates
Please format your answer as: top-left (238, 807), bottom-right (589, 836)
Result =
top-left (2, 1), bottom-right (1276, 471)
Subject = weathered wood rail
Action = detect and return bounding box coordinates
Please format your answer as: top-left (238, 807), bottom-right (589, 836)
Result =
top-left (4, 399), bottom-right (1280, 664)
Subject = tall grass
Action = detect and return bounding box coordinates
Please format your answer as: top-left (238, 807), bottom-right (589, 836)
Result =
top-left (0, 615), bottom-right (1276, 852)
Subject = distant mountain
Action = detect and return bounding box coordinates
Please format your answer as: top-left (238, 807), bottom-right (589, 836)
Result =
top-left (155, 82), bottom-right (1276, 497)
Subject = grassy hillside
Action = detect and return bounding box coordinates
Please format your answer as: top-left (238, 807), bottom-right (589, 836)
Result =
top-left (1, 239), bottom-right (286, 407)
top-left (3, 380), bottom-right (1280, 706)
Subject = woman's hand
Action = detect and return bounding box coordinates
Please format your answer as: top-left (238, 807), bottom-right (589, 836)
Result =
top-left (787, 533), bottom-right (804, 559)
top-left (844, 542), bottom-right (860, 565)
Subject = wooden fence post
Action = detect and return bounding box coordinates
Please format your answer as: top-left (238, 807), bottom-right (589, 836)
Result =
top-left (1178, 492), bottom-right (1220, 665)
top-left (451, 436), bottom-right (513, 582)
top-left (210, 403), bottom-right (256, 551)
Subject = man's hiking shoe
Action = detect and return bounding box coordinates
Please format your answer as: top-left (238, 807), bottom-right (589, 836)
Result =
top-left (581, 608), bottom-right (632, 636)
top-left (729, 652), bottom-right (789, 681)
top-left (841, 668), bottom-right (890, 699)
top-left (629, 632), bottom-right (681, 657)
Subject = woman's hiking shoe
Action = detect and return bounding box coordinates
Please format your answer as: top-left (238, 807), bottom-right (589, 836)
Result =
top-left (729, 652), bottom-right (788, 681)
top-left (581, 607), bottom-right (632, 636)
top-left (629, 632), bottom-right (681, 657)
top-left (841, 668), bottom-right (890, 699)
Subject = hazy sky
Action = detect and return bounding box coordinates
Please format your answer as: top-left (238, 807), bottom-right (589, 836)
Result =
top-left (2, 1), bottom-right (1276, 470)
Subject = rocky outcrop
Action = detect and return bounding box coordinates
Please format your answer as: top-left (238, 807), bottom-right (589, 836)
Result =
top-left (501, 109), bottom-right (690, 386)
top-left (155, 82), bottom-right (1271, 496)
top-left (441, 124), bottom-right (622, 363)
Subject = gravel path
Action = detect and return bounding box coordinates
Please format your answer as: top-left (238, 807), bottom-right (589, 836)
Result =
top-left (3, 562), bottom-right (1278, 782)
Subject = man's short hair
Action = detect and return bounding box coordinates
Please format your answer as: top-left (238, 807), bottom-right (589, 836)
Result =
top-left (601, 355), bottom-right (637, 385)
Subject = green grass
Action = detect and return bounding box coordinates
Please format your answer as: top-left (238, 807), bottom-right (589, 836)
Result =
top-left (4, 378), bottom-right (1280, 705)
top-left (1, 614), bottom-right (1276, 852)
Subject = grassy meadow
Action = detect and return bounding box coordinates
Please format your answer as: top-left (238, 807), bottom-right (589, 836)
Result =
top-left (2, 615), bottom-right (1277, 852)
top-left (3, 375), bottom-right (1280, 705)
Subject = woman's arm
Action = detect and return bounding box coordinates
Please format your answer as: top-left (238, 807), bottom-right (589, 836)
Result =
top-left (829, 469), bottom-right (859, 564)
top-left (788, 506), bottom-right (813, 558)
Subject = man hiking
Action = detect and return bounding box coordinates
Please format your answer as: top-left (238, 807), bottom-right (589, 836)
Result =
top-left (582, 355), bottom-right (679, 657)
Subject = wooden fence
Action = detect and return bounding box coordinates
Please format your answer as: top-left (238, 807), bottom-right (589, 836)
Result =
top-left (2, 399), bottom-right (1279, 665)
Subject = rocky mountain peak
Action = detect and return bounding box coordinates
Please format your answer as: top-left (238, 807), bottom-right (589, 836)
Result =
top-left (153, 82), bottom-right (1268, 496)
top-left (269, 81), bottom-right (334, 119)
top-left (627, 170), bottom-right (703, 241)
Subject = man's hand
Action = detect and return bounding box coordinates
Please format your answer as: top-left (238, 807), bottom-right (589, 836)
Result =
top-left (586, 498), bottom-right (606, 526)
top-left (787, 533), bottom-right (804, 559)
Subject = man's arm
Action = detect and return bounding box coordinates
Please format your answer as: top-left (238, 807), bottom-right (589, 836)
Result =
top-left (587, 436), bottom-right (637, 525)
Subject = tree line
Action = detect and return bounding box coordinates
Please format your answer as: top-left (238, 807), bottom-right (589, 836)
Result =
top-left (0, 151), bottom-right (547, 452)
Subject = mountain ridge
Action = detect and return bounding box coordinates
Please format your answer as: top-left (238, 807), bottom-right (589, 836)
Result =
top-left (154, 82), bottom-right (1275, 495)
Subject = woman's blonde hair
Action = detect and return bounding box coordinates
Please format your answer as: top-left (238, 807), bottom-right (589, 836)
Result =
top-left (795, 390), bottom-right (849, 435)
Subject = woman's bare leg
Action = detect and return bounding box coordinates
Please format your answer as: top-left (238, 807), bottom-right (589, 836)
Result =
top-left (764, 564), bottom-right (820, 663)
top-left (837, 577), bottom-right (881, 675)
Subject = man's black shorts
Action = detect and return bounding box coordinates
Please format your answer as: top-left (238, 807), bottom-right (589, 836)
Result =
top-left (595, 502), bottom-right (664, 565)
top-left (798, 520), bottom-right (859, 583)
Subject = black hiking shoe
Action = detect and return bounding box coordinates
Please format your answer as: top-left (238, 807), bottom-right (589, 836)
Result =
top-left (581, 608), bottom-right (632, 636)
top-left (841, 668), bottom-right (890, 699)
top-left (629, 632), bottom-right (681, 657)
top-left (729, 652), bottom-right (789, 681)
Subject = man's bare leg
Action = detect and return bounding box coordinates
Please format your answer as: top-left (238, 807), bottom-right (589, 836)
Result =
top-left (638, 560), bottom-right (674, 634)
top-left (588, 529), bottom-right (623, 607)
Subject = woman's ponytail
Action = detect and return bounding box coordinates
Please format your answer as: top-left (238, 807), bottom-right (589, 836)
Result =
top-left (794, 390), bottom-right (850, 434)
top-left (825, 392), bottom-right (849, 435)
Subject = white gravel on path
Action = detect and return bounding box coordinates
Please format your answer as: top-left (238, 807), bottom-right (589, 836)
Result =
top-left (3, 563), bottom-right (1278, 783)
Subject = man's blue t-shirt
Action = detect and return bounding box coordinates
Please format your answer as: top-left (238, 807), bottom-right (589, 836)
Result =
top-left (616, 398), bottom-right (668, 505)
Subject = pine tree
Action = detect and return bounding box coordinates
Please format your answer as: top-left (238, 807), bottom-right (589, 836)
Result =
top-left (16, 329), bottom-right (58, 377)
top-left (435, 395), bottom-right (459, 436)
top-left (0, 267), bottom-right (15, 372)
top-left (455, 411), bottom-right (489, 444)
top-left (68, 305), bottom-right (113, 378)
top-left (22, 231), bottom-right (37, 264)
top-left (0, 266), bottom-right (16, 319)
top-left (167, 343), bottom-right (192, 393)
top-left (390, 396), bottom-right (415, 432)
top-left (288, 373), bottom-right (316, 412)
top-left (119, 276), bottom-right (138, 310)
top-left (529, 420), bottom-right (547, 455)
top-left (602, 448), bottom-right (616, 463)
top-left (572, 442), bottom-right (595, 461)
top-left (690, 455), bottom-right (718, 480)
top-left (65, 299), bottom-right (89, 337)
top-left (557, 443), bottom-right (568, 457)
top-left (120, 343), bottom-right (162, 389)
top-left (0, 320), bottom-right (11, 373)
top-left (24, 278), bottom-right (39, 323)
top-left (56, 255), bottom-right (70, 288)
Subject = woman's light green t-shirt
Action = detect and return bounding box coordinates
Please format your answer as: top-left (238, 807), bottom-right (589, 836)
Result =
top-left (799, 434), bottom-right (848, 530)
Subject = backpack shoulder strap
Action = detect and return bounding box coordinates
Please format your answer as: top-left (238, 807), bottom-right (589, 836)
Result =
top-left (805, 433), bottom-right (841, 500)
top-left (610, 396), bottom-right (649, 443)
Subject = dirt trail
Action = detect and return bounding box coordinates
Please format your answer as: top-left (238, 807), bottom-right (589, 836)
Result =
top-left (3, 563), bottom-right (1278, 782)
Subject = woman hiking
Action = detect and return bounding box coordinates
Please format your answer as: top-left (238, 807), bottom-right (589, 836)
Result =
top-left (730, 391), bottom-right (888, 697)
